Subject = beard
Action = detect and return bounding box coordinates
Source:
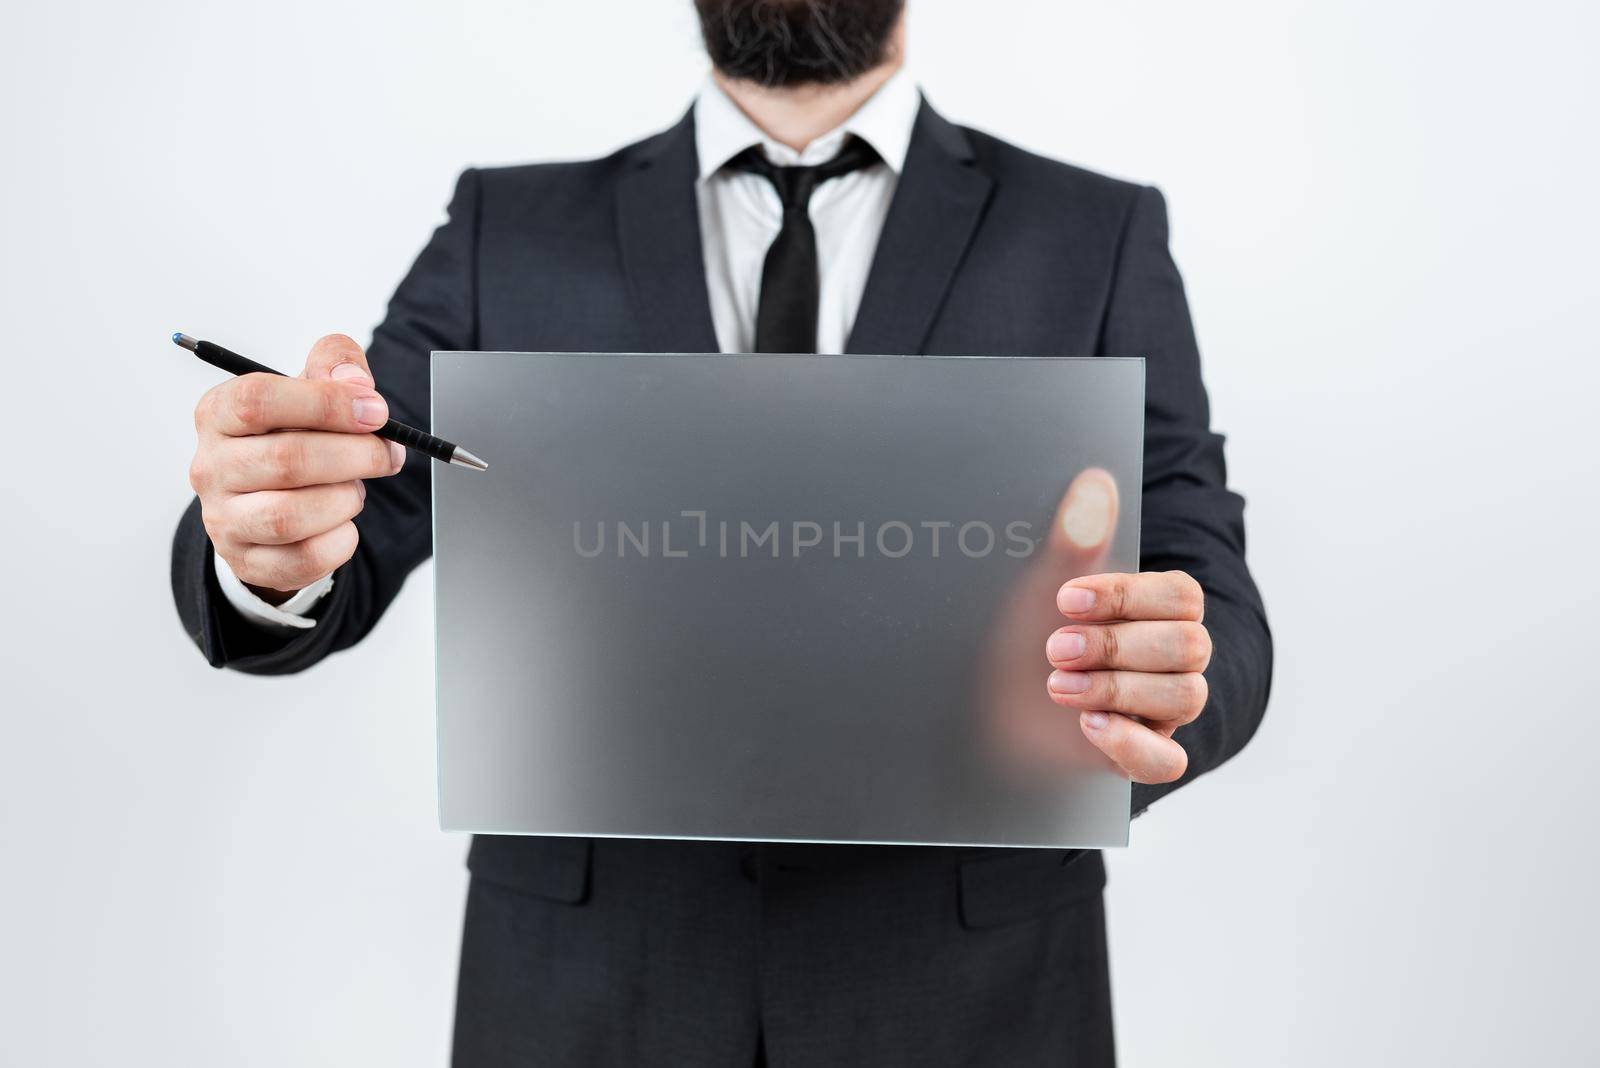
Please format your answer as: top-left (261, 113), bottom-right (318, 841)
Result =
top-left (694, 0), bottom-right (906, 88)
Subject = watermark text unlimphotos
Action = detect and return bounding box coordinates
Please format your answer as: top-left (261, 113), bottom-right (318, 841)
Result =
top-left (574, 511), bottom-right (1042, 560)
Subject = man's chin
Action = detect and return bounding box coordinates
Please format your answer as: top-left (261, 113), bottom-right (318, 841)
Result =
top-left (694, 0), bottom-right (905, 89)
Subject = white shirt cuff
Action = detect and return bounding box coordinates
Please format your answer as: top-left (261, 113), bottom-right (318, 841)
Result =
top-left (213, 550), bottom-right (334, 632)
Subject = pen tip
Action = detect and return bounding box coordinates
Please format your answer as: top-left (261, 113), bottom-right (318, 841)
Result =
top-left (172, 332), bottom-right (198, 351)
top-left (449, 447), bottom-right (489, 472)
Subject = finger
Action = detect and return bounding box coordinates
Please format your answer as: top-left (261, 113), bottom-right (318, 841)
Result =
top-left (200, 372), bottom-right (389, 437)
top-left (1045, 467), bottom-right (1119, 577)
top-left (1078, 711), bottom-right (1189, 785)
top-left (1046, 668), bottom-right (1208, 725)
top-left (1046, 620), bottom-right (1212, 672)
top-left (302, 333), bottom-right (374, 386)
top-left (213, 481), bottom-right (366, 548)
top-left (231, 522), bottom-right (360, 594)
top-left (1057, 570), bottom-right (1204, 622)
top-left (213, 430), bottom-right (406, 491)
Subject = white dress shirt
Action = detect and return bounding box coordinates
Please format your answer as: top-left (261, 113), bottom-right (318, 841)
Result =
top-left (218, 68), bottom-right (923, 631)
top-left (694, 67), bottom-right (917, 354)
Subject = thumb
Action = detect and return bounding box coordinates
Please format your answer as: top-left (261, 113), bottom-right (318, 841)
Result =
top-left (301, 333), bottom-right (375, 386)
top-left (971, 466), bottom-right (1123, 780)
top-left (1045, 467), bottom-right (1119, 580)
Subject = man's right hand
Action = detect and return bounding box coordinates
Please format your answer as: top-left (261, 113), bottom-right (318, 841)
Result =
top-left (188, 334), bottom-right (406, 605)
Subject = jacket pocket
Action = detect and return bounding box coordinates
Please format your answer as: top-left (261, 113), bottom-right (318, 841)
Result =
top-left (466, 834), bottom-right (593, 904)
top-left (957, 848), bottom-right (1106, 930)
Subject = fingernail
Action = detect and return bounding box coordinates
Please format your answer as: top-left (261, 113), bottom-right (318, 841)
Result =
top-left (388, 441), bottom-right (407, 471)
top-left (1048, 670), bottom-right (1092, 695)
top-left (1082, 711), bottom-right (1109, 730)
top-left (1047, 631), bottom-right (1086, 662)
top-left (352, 394), bottom-right (387, 427)
top-left (356, 480), bottom-right (367, 502)
top-left (331, 361), bottom-right (373, 385)
top-left (1058, 586), bottom-right (1096, 614)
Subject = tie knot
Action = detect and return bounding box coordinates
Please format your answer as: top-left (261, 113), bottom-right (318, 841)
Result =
top-left (727, 136), bottom-right (881, 213)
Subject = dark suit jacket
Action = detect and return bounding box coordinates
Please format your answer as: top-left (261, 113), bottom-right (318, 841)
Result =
top-left (172, 100), bottom-right (1272, 1067)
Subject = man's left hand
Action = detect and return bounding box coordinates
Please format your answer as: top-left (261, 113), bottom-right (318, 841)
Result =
top-left (1046, 571), bottom-right (1211, 784)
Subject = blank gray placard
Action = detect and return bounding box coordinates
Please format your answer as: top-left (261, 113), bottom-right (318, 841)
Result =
top-left (432, 353), bottom-right (1143, 848)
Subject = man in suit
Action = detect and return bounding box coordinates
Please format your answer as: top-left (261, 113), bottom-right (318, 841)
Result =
top-left (172, 1), bottom-right (1272, 1063)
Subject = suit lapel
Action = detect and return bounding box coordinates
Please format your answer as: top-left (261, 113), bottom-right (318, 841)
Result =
top-left (615, 110), bottom-right (722, 354)
top-left (846, 99), bottom-right (995, 356)
top-left (614, 100), bottom-right (993, 357)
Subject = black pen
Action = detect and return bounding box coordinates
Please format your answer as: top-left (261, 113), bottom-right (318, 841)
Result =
top-left (171, 333), bottom-right (487, 471)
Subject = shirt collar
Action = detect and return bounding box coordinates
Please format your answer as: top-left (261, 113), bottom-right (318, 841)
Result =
top-left (694, 67), bottom-right (920, 181)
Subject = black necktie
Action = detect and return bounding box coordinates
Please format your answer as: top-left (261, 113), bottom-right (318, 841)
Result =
top-left (727, 136), bottom-right (881, 353)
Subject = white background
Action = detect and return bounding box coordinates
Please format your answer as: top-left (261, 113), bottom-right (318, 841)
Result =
top-left (3, 0), bottom-right (1597, 1064)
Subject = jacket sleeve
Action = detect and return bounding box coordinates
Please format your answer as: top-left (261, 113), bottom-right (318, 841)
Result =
top-left (1097, 184), bottom-right (1274, 814)
top-left (170, 168), bottom-right (481, 675)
